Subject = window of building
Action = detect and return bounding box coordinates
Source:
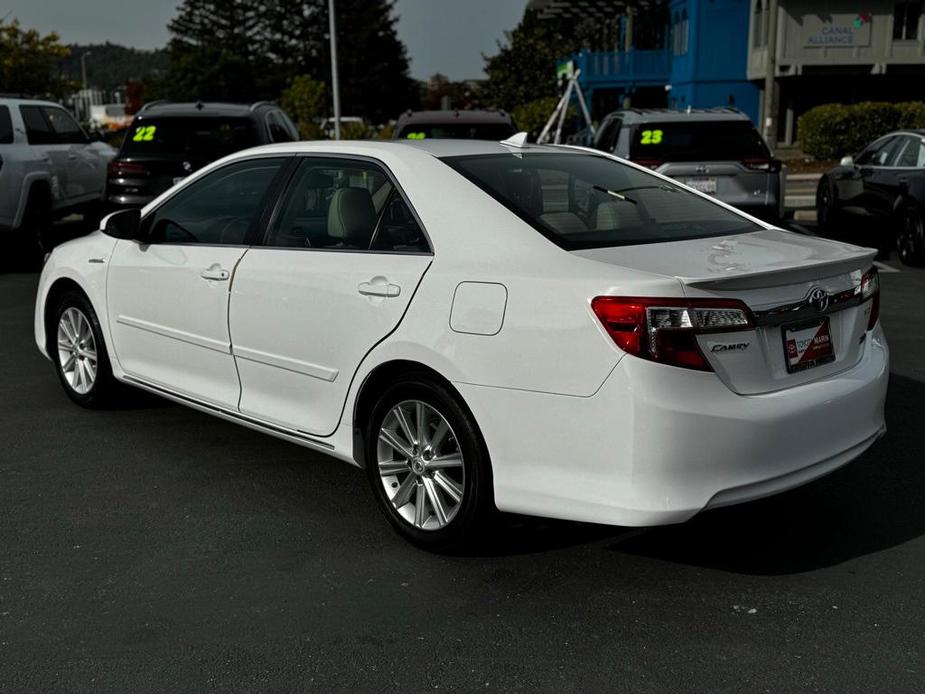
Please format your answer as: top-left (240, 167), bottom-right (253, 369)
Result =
top-left (893, 1), bottom-right (921, 39)
top-left (752, 1), bottom-right (765, 48)
top-left (680, 10), bottom-right (689, 54)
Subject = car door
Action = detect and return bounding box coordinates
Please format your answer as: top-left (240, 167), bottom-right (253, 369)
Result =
top-left (106, 156), bottom-right (289, 408)
top-left (862, 135), bottom-right (913, 220)
top-left (230, 156), bottom-right (432, 436)
top-left (42, 106), bottom-right (102, 204)
top-left (19, 105), bottom-right (70, 211)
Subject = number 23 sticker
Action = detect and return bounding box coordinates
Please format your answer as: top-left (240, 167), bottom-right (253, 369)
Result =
top-left (639, 129), bottom-right (663, 145)
top-left (132, 125), bottom-right (157, 142)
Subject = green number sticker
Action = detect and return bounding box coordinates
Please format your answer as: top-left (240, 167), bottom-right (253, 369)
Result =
top-left (405, 131), bottom-right (426, 140)
top-left (640, 129), bottom-right (663, 145)
top-left (132, 125), bottom-right (157, 142)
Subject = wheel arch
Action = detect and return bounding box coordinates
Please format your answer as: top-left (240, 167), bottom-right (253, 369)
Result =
top-left (14, 175), bottom-right (53, 229)
top-left (351, 359), bottom-right (489, 470)
top-left (42, 277), bottom-right (92, 356)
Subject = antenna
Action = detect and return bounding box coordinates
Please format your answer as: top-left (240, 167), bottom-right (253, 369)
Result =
top-left (501, 132), bottom-right (529, 148)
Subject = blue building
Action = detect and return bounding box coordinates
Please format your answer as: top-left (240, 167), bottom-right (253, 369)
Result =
top-left (530, 0), bottom-right (760, 124)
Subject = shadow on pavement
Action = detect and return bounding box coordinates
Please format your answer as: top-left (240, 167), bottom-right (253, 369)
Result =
top-left (609, 373), bottom-right (924, 575)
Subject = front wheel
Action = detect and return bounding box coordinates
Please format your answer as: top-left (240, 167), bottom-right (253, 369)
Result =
top-left (896, 208), bottom-right (925, 266)
top-left (365, 376), bottom-right (494, 551)
top-left (51, 290), bottom-right (121, 407)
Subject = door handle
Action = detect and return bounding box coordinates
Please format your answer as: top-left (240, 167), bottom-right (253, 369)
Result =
top-left (358, 277), bottom-right (401, 298)
top-left (200, 264), bottom-right (230, 281)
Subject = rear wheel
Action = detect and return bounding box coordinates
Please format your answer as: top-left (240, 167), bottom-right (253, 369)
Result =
top-left (896, 208), bottom-right (925, 266)
top-left (365, 376), bottom-right (494, 551)
top-left (51, 290), bottom-right (121, 408)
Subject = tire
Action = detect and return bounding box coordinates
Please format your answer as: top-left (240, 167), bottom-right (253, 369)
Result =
top-left (815, 176), bottom-right (840, 235)
top-left (364, 375), bottom-right (495, 551)
top-left (896, 208), bottom-right (925, 267)
top-left (50, 290), bottom-right (121, 408)
top-left (13, 190), bottom-right (52, 271)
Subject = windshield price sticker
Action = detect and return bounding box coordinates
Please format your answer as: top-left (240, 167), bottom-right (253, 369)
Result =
top-left (405, 132), bottom-right (426, 140)
top-left (639, 129), bottom-right (663, 145)
top-left (132, 125), bottom-right (157, 142)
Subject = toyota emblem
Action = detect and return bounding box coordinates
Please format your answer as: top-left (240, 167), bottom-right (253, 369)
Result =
top-left (808, 287), bottom-right (829, 312)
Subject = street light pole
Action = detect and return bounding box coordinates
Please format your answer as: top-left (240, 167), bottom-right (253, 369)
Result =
top-left (762, 0), bottom-right (779, 145)
top-left (328, 0), bottom-right (342, 140)
top-left (80, 51), bottom-right (92, 122)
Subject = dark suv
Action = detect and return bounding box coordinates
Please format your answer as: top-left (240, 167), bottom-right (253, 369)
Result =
top-left (593, 108), bottom-right (784, 222)
top-left (393, 110), bottom-right (516, 140)
top-left (106, 101), bottom-right (299, 207)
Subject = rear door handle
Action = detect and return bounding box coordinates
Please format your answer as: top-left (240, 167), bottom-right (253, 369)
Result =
top-left (200, 263), bottom-right (230, 281)
top-left (358, 277), bottom-right (401, 298)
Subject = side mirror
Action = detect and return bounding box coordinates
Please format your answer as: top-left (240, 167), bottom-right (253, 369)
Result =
top-left (840, 155), bottom-right (854, 167)
top-left (102, 208), bottom-right (143, 241)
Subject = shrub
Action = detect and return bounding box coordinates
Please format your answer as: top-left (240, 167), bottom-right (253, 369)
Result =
top-left (799, 101), bottom-right (925, 159)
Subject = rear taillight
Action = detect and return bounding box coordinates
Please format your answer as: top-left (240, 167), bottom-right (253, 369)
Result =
top-left (591, 297), bottom-right (753, 371)
top-left (860, 266), bottom-right (880, 330)
top-left (632, 159), bottom-right (662, 170)
top-left (742, 157), bottom-right (782, 173)
top-left (107, 160), bottom-right (148, 178)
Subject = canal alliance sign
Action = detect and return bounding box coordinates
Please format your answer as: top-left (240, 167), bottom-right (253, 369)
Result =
top-left (802, 13), bottom-right (872, 47)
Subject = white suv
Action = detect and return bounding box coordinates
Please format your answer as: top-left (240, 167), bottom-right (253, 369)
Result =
top-left (0, 97), bottom-right (114, 262)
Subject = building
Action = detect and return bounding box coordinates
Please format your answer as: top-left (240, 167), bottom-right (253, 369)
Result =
top-left (530, 0), bottom-right (761, 123)
top-left (749, 0), bottom-right (925, 144)
top-left (533, 0), bottom-right (925, 144)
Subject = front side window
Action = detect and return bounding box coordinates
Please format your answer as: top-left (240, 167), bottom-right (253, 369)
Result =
top-left (443, 152), bottom-right (761, 250)
top-left (266, 157), bottom-right (429, 252)
top-left (19, 105), bottom-right (55, 145)
top-left (893, 1), bottom-right (922, 40)
top-left (43, 107), bottom-right (87, 145)
top-left (894, 137), bottom-right (925, 167)
top-left (856, 136), bottom-right (905, 167)
top-left (0, 106), bottom-right (12, 144)
top-left (142, 157), bottom-right (286, 245)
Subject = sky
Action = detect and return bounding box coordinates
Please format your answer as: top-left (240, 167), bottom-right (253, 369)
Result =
top-left (0, 0), bottom-right (528, 80)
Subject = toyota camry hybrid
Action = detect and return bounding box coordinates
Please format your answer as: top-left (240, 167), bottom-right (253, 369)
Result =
top-left (34, 136), bottom-right (889, 549)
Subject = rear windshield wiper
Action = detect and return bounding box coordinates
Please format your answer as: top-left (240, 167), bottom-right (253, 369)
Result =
top-left (593, 184), bottom-right (680, 204)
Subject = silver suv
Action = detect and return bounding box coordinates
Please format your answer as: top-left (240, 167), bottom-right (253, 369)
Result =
top-left (0, 97), bottom-right (114, 262)
top-left (593, 108), bottom-right (785, 223)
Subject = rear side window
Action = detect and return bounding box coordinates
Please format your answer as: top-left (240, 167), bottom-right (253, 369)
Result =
top-left (19, 105), bottom-right (56, 145)
top-left (594, 116), bottom-right (622, 153)
top-left (397, 122), bottom-right (516, 140)
top-left (628, 121), bottom-right (771, 162)
top-left (43, 107), bottom-right (87, 145)
top-left (0, 106), bottom-right (12, 144)
top-left (266, 111), bottom-right (294, 143)
top-left (444, 152), bottom-right (761, 250)
top-left (121, 117), bottom-right (259, 158)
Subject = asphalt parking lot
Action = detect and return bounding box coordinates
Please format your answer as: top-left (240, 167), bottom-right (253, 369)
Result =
top-left (2, 227), bottom-right (924, 692)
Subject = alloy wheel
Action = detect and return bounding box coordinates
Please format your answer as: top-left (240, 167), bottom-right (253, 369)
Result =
top-left (376, 399), bottom-right (465, 531)
top-left (57, 307), bottom-right (98, 395)
top-left (897, 211), bottom-right (924, 264)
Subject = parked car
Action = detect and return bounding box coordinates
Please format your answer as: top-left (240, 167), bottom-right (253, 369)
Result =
top-left (816, 129), bottom-right (925, 266)
top-left (35, 137), bottom-right (887, 550)
top-left (393, 110), bottom-right (516, 140)
top-left (1, 96), bottom-right (114, 261)
top-left (593, 108), bottom-right (784, 223)
top-left (106, 101), bottom-right (299, 208)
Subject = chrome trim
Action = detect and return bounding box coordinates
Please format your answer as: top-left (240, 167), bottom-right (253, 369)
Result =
top-left (752, 283), bottom-right (865, 327)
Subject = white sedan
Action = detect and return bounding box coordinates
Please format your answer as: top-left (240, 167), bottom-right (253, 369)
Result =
top-left (34, 136), bottom-right (889, 549)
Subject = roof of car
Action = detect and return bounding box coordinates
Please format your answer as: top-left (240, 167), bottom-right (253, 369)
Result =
top-left (395, 109), bottom-right (513, 125)
top-left (605, 108), bottom-right (753, 123)
top-left (0, 96), bottom-right (67, 108)
top-left (135, 101), bottom-right (276, 117)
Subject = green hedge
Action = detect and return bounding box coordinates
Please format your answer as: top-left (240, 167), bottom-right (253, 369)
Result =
top-left (799, 101), bottom-right (925, 160)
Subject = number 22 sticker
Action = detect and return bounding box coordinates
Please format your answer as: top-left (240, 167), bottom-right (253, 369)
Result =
top-left (132, 125), bottom-right (157, 142)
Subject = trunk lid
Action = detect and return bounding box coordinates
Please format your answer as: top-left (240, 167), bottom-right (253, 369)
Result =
top-left (574, 229), bottom-right (878, 394)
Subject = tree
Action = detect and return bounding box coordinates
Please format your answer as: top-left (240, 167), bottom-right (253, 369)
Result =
top-left (483, 10), bottom-right (581, 111)
top-left (0, 19), bottom-right (71, 98)
top-left (279, 75), bottom-right (327, 138)
top-left (58, 43), bottom-right (168, 93)
top-left (161, 0), bottom-right (269, 101)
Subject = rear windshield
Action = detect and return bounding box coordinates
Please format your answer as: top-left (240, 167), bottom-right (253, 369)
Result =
top-left (0, 106), bottom-right (12, 144)
top-left (443, 152), bottom-right (761, 250)
top-left (628, 121), bottom-right (770, 162)
top-left (398, 122), bottom-right (516, 140)
top-left (121, 117), bottom-right (258, 157)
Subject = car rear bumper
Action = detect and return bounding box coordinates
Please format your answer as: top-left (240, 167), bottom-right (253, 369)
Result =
top-left (456, 323), bottom-right (889, 527)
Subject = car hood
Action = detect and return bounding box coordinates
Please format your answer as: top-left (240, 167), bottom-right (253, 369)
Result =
top-left (571, 228), bottom-right (877, 290)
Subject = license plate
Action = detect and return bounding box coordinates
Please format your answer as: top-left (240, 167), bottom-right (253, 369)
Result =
top-left (680, 177), bottom-right (717, 194)
top-left (173, 176), bottom-right (186, 185)
top-left (783, 317), bottom-right (835, 373)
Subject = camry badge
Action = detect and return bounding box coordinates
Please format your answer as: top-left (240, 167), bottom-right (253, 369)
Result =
top-left (808, 287), bottom-right (829, 312)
